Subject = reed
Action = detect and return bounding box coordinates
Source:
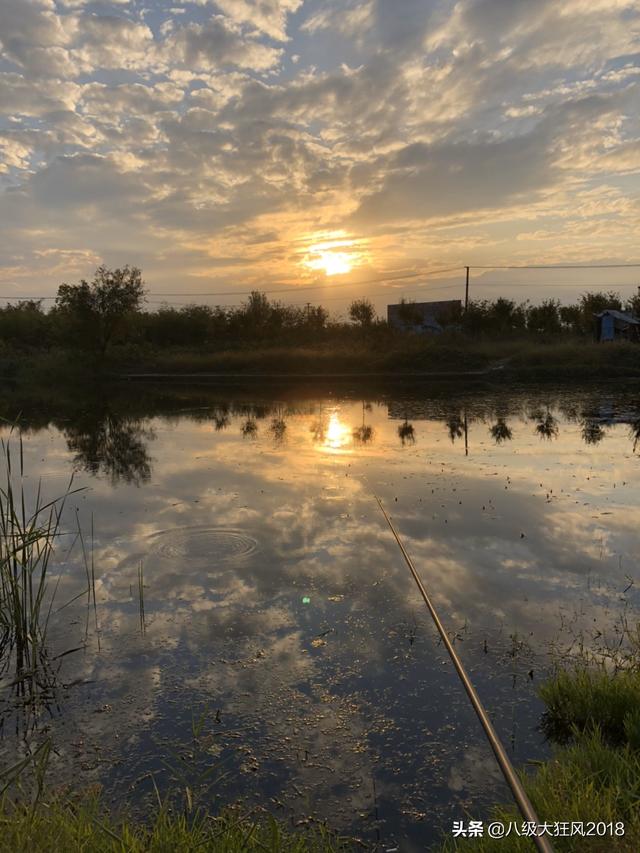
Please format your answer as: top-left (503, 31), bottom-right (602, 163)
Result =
top-left (0, 434), bottom-right (80, 700)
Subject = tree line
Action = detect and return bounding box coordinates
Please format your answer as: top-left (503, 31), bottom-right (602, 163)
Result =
top-left (0, 266), bottom-right (638, 359)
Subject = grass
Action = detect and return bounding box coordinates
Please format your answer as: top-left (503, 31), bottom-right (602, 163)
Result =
top-left (0, 434), bottom-right (80, 704)
top-left (110, 338), bottom-right (640, 380)
top-left (540, 667), bottom-right (640, 747)
top-left (443, 730), bottom-right (640, 851)
top-left (444, 664), bottom-right (640, 851)
top-left (0, 794), bottom-right (349, 853)
top-left (5, 337), bottom-right (640, 382)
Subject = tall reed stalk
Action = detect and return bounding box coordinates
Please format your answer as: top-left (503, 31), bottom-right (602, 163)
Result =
top-left (0, 435), bottom-right (79, 696)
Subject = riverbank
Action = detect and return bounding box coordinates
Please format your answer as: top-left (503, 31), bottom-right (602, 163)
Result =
top-left (6, 666), bottom-right (639, 852)
top-left (445, 664), bottom-right (640, 851)
top-left (0, 796), bottom-right (347, 852)
top-left (4, 338), bottom-right (640, 385)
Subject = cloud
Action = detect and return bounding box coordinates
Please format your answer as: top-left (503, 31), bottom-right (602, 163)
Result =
top-left (1, 0), bottom-right (640, 299)
top-left (0, 0), bottom-right (75, 77)
top-left (213, 0), bottom-right (304, 41)
top-left (162, 16), bottom-right (283, 72)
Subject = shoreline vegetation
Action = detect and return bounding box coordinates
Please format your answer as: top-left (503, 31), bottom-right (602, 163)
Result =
top-left (0, 796), bottom-right (348, 852)
top-left (5, 339), bottom-right (640, 386)
top-left (2, 266), bottom-right (640, 384)
top-left (444, 622), bottom-right (640, 852)
top-left (3, 662), bottom-right (640, 851)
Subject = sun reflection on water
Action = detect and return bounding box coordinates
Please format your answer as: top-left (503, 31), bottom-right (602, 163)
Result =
top-left (322, 411), bottom-right (352, 452)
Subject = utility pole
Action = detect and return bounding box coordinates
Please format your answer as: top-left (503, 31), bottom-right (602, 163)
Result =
top-left (464, 266), bottom-right (470, 312)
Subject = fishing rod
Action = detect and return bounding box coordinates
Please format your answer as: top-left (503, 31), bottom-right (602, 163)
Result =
top-left (375, 496), bottom-right (555, 853)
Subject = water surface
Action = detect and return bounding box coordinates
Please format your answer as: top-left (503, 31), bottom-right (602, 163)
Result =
top-left (1, 381), bottom-right (639, 850)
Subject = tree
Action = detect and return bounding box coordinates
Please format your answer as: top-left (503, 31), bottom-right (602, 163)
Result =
top-left (349, 298), bottom-right (376, 327)
top-left (559, 304), bottom-right (581, 333)
top-left (55, 265), bottom-right (145, 357)
top-left (626, 286), bottom-right (640, 318)
top-left (527, 299), bottom-right (562, 335)
top-left (0, 300), bottom-right (49, 348)
top-left (489, 297), bottom-right (527, 332)
top-left (577, 291), bottom-right (622, 336)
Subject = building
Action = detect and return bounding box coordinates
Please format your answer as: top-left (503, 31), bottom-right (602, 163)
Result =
top-left (387, 299), bottom-right (462, 334)
top-left (594, 309), bottom-right (640, 342)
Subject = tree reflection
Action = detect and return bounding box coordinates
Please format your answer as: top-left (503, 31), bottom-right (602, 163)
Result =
top-left (446, 413), bottom-right (464, 443)
top-left (241, 418), bottom-right (258, 438)
top-left (353, 401), bottom-right (374, 445)
top-left (270, 405), bottom-right (287, 444)
top-left (581, 420), bottom-right (606, 445)
top-left (489, 418), bottom-right (513, 444)
top-left (533, 411), bottom-right (559, 440)
top-left (212, 406), bottom-right (230, 431)
top-left (398, 420), bottom-right (415, 446)
top-left (64, 413), bottom-right (154, 485)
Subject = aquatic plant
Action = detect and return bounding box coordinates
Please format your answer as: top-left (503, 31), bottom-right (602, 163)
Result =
top-left (0, 435), bottom-right (81, 710)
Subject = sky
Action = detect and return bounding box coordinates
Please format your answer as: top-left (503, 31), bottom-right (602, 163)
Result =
top-left (1, 0), bottom-right (640, 313)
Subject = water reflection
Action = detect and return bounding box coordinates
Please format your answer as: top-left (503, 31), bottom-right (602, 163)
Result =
top-left (581, 420), bottom-right (606, 445)
top-left (398, 420), bottom-right (415, 445)
top-left (64, 412), bottom-right (153, 485)
top-left (532, 410), bottom-right (559, 440)
top-left (2, 384), bottom-right (640, 848)
top-left (241, 417), bottom-right (258, 437)
top-left (318, 410), bottom-right (351, 451)
top-left (213, 407), bottom-right (230, 431)
top-left (489, 418), bottom-right (513, 444)
top-left (352, 401), bottom-right (374, 445)
top-left (446, 413), bottom-right (465, 443)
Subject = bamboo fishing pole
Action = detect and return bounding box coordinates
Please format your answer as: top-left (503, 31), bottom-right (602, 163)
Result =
top-left (376, 496), bottom-right (554, 853)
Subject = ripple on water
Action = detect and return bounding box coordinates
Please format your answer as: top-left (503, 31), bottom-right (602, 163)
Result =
top-left (147, 527), bottom-right (258, 564)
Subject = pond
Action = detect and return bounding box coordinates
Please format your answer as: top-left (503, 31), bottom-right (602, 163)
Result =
top-left (1, 381), bottom-right (639, 851)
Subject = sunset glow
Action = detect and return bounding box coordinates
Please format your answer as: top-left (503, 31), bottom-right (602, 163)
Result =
top-left (322, 411), bottom-right (351, 452)
top-left (1, 1), bottom-right (639, 307)
top-left (302, 233), bottom-right (370, 278)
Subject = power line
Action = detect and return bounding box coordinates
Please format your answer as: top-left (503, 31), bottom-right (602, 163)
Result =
top-left (470, 263), bottom-right (640, 270)
top-left (1, 260), bottom-right (639, 303)
top-left (0, 295), bottom-right (57, 300)
top-left (143, 278), bottom-right (464, 306)
top-left (0, 267), bottom-right (462, 303)
top-left (142, 266), bottom-right (463, 297)
top-left (470, 281), bottom-right (640, 288)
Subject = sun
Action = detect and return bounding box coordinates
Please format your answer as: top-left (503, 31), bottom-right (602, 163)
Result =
top-left (300, 231), bottom-right (370, 277)
top-left (313, 251), bottom-right (353, 276)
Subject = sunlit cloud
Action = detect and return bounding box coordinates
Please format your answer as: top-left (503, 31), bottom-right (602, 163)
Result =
top-left (0, 0), bottom-right (639, 304)
top-left (300, 231), bottom-right (371, 277)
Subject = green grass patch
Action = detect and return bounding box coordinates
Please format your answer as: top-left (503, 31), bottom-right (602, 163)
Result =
top-left (443, 730), bottom-right (640, 851)
top-left (0, 794), bottom-right (348, 853)
top-left (540, 667), bottom-right (640, 747)
top-left (444, 665), bottom-right (640, 850)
